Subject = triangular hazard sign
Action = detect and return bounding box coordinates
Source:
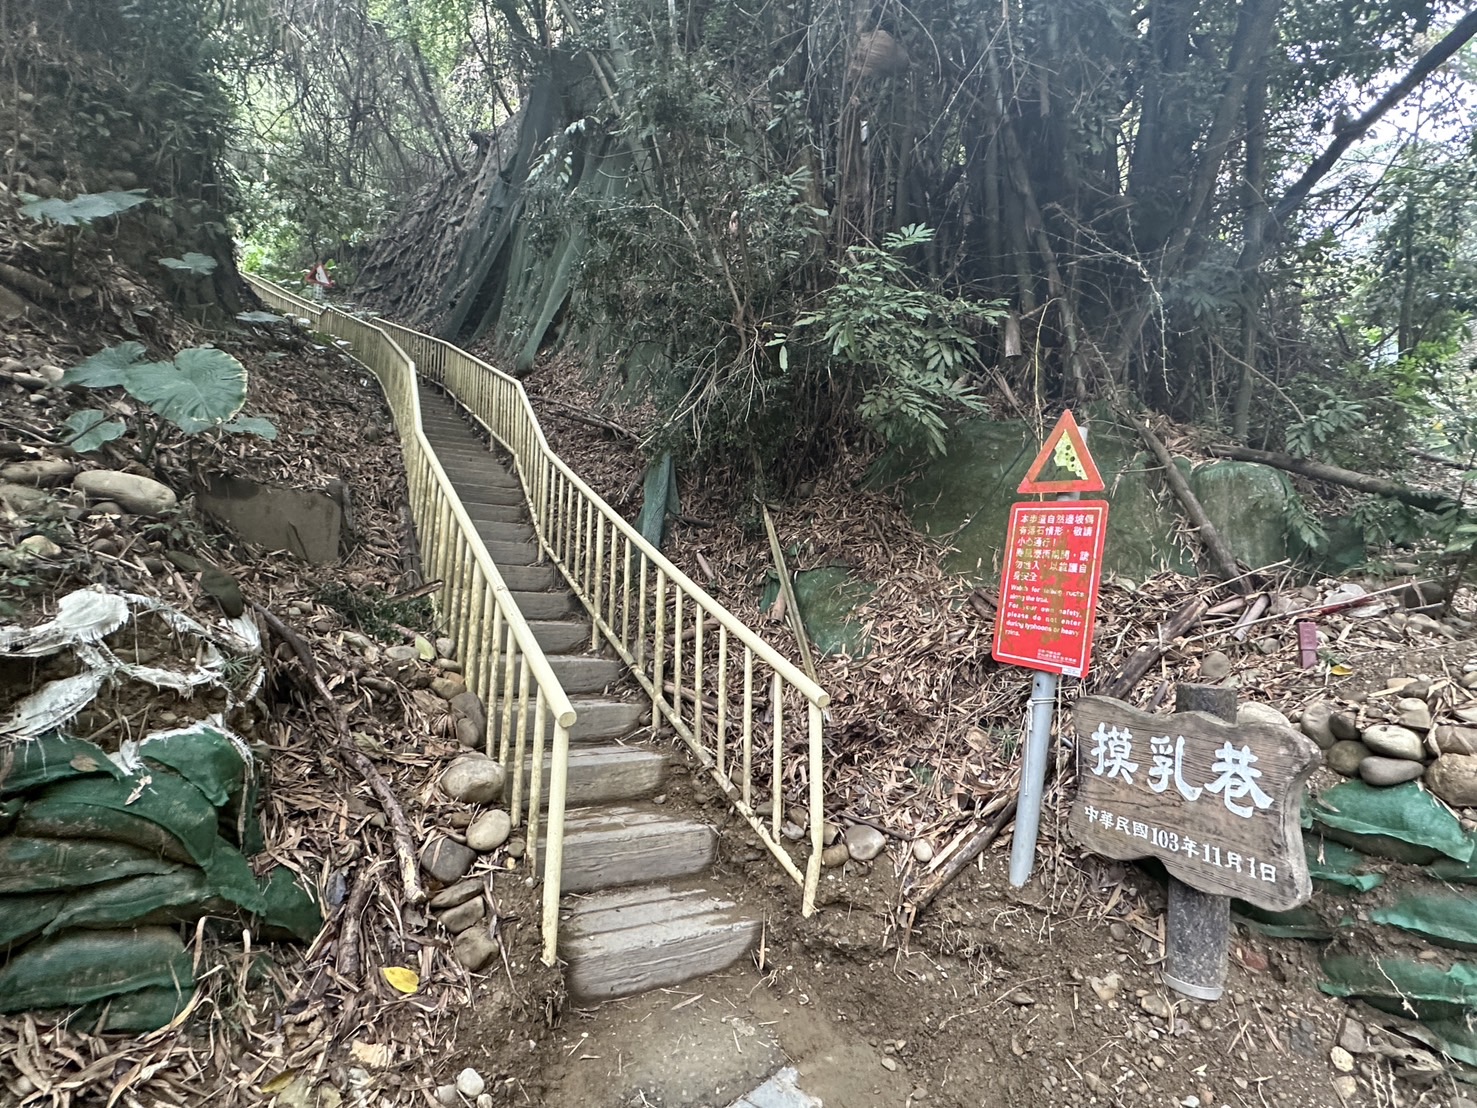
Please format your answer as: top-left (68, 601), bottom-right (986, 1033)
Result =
top-left (1018, 410), bottom-right (1104, 494)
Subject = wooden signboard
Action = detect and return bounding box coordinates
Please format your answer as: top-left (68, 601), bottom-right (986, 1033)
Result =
top-left (1069, 695), bottom-right (1320, 912)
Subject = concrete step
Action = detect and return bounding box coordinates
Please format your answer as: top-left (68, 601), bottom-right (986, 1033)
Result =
top-left (560, 882), bottom-right (760, 1002)
top-left (435, 457), bottom-right (521, 487)
top-left (546, 655), bottom-right (625, 694)
top-left (458, 501), bottom-right (526, 526)
top-left (507, 745), bottom-right (665, 809)
top-left (529, 619), bottom-right (594, 654)
top-left (468, 519), bottom-right (535, 545)
top-left (480, 538), bottom-right (541, 566)
top-left (455, 483), bottom-right (523, 507)
top-left (494, 697), bottom-right (644, 743)
top-left (555, 806), bottom-right (718, 893)
top-left (507, 590), bottom-right (576, 619)
top-left (491, 563), bottom-right (559, 592)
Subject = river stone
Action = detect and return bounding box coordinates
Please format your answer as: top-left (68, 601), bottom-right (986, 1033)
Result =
top-left (1359, 757), bottom-right (1425, 787)
top-left (431, 676), bottom-right (466, 700)
top-left (1301, 702), bottom-right (1337, 750)
top-left (420, 837), bottom-right (476, 884)
top-left (385, 644), bottom-right (420, 665)
top-left (0, 482), bottom-right (55, 517)
top-left (439, 755), bottom-right (505, 804)
top-left (1426, 755), bottom-right (1477, 808)
top-left (1330, 713), bottom-right (1361, 742)
top-left (438, 897), bottom-right (486, 934)
top-left (1, 457), bottom-right (75, 486)
top-left (467, 809), bottom-right (512, 852)
top-left (429, 878), bottom-right (483, 909)
top-left (456, 1070), bottom-right (485, 1099)
top-left (449, 690), bottom-right (487, 729)
top-left (1238, 702), bottom-right (1290, 729)
top-left (74, 470), bottom-right (177, 514)
top-left (821, 843), bottom-right (850, 867)
top-left (845, 824), bottom-right (887, 861)
top-left (912, 839), bottom-right (934, 863)
top-left (1434, 726), bottom-right (1477, 756)
top-left (455, 717), bottom-right (481, 750)
top-left (1200, 651), bottom-right (1232, 682)
top-left (1361, 724), bottom-right (1425, 762)
top-left (453, 926), bottom-right (498, 971)
top-left (1326, 740), bottom-right (1371, 778)
top-left (1396, 698), bottom-right (1433, 732)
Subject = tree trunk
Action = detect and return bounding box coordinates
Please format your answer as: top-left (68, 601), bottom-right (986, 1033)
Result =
top-left (1205, 444), bottom-right (1461, 514)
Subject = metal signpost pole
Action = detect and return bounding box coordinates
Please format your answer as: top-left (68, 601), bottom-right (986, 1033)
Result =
top-left (994, 412), bottom-right (1105, 889)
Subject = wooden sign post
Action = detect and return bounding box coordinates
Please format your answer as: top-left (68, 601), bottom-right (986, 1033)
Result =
top-left (993, 411), bottom-right (1108, 887)
top-left (1071, 686), bottom-right (1319, 999)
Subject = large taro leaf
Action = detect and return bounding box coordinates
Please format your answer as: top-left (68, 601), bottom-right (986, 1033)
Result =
top-left (159, 252), bottom-right (218, 276)
top-left (123, 347), bottom-right (247, 434)
top-left (19, 189), bottom-right (149, 226)
top-left (63, 342), bottom-right (151, 388)
top-left (62, 410), bottom-right (126, 453)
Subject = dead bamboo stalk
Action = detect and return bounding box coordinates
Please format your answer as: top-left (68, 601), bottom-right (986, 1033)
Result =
top-left (761, 503), bottom-right (818, 682)
top-left (1122, 410), bottom-right (1249, 592)
top-left (1208, 442), bottom-right (1460, 514)
top-left (1097, 596), bottom-right (1212, 701)
top-left (254, 603), bottom-right (427, 905)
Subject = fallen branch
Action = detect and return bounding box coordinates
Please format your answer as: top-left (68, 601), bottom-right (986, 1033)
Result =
top-left (1123, 410), bottom-right (1249, 591)
top-left (906, 758), bottom-right (1059, 922)
top-left (1096, 596), bottom-right (1212, 700)
top-left (1206, 443), bottom-right (1461, 514)
top-left (761, 503), bottom-right (818, 682)
top-left (254, 603), bottom-right (426, 905)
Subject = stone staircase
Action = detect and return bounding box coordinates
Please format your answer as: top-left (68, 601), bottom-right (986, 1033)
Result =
top-left (419, 386), bottom-right (761, 1002)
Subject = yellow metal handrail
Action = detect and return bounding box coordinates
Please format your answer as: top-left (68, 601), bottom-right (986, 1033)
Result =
top-left (244, 276), bottom-right (577, 964)
top-left (371, 319), bottom-right (832, 916)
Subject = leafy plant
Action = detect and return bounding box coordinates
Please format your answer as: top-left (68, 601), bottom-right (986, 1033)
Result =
top-left (160, 252), bottom-right (219, 276)
top-left (62, 343), bottom-right (278, 461)
top-left (1286, 394), bottom-right (1367, 458)
top-left (19, 189), bottom-right (150, 226)
top-left (794, 225), bottom-right (1004, 455)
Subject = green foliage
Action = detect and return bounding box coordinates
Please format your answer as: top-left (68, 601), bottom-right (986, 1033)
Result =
top-left (62, 344), bottom-right (278, 461)
top-left (1286, 394), bottom-right (1367, 458)
top-left (795, 226), bottom-right (1003, 455)
top-left (19, 190), bottom-right (149, 226)
top-left (61, 411), bottom-right (126, 453)
top-left (315, 581), bottom-right (433, 641)
top-left (159, 252), bottom-right (218, 276)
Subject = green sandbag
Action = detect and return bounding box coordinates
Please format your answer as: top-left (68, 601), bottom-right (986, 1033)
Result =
top-left (255, 866), bottom-right (323, 943)
top-left (0, 892), bottom-right (67, 948)
top-left (1305, 837), bottom-right (1384, 892)
top-left (73, 983), bottom-right (193, 1034)
top-left (1429, 838), bottom-right (1477, 884)
top-left (1409, 1018), bottom-right (1477, 1069)
top-left (45, 869), bottom-right (216, 934)
top-left (17, 774), bottom-right (265, 914)
top-left (1311, 781), bottom-right (1473, 865)
top-left (0, 927), bottom-right (194, 1013)
top-left (0, 797), bottom-right (20, 834)
top-left (1371, 893), bottom-right (1477, 951)
top-left (139, 725), bottom-right (248, 807)
top-left (1232, 902), bottom-right (1336, 941)
top-left (0, 734), bottom-right (120, 798)
top-left (1319, 953), bottom-right (1477, 1022)
top-left (0, 837), bottom-right (177, 893)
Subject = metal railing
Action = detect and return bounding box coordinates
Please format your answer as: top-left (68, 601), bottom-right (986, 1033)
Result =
top-left (245, 276), bottom-right (577, 965)
top-left (373, 319), bottom-right (832, 916)
top-left (246, 276), bottom-right (831, 919)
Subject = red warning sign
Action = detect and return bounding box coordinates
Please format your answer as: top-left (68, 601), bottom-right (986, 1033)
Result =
top-left (992, 500), bottom-right (1109, 677)
top-left (1018, 410), bottom-right (1104, 494)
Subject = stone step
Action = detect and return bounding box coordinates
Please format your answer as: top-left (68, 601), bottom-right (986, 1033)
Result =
top-left (528, 619), bottom-right (594, 654)
top-left (454, 483), bottom-right (523, 507)
top-left (554, 806), bottom-right (717, 893)
top-left (508, 590), bottom-right (576, 620)
top-left (480, 538), bottom-right (541, 566)
top-left (507, 745), bottom-right (665, 809)
top-left (546, 655), bottom-right (625, 694)
top-left (491, 563), bottom-right (559, 592)
top-left (468, 519), bottom-right (535, 545)
top-left (560, 882), bottom-right (760, 1002)
top-left (458, 501), bottom-right (526, 526)
top-left (494, 697), bottom-right (644, 743)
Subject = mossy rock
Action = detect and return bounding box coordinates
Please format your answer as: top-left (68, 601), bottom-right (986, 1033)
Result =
top-left (1188, 461), bottom-right (1300, 571)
